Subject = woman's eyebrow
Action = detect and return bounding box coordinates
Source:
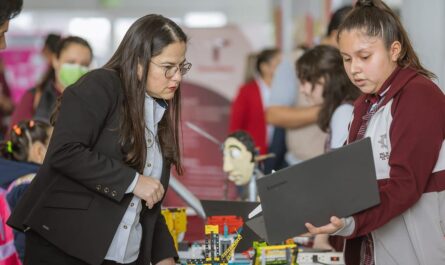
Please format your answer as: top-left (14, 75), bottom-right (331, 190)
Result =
top-left (158, 59), bottom-right (187, 65)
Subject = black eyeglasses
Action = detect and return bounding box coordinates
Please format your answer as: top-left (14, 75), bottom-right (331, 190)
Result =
top-left (150, 61), bottom-right (192, 79)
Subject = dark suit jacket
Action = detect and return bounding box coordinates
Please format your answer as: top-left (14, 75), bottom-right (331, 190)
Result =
top-left (7, 69), bottom-right (176, 265)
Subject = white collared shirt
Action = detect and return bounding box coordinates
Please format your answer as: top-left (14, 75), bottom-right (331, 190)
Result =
top-left (105, 94), bottom-right (166, 263)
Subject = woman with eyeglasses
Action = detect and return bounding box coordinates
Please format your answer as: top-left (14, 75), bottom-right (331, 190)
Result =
top-left (8, 14), bottom-right (191, 265)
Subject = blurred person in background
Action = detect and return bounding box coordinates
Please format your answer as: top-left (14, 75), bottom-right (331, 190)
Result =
top-left (0, 120), bottom-right (52, 262)
top-left (0, 2), bottom-right (23, 264)
top-left (0, 58), bottom-right (14, 138)
top-left (41, 33), bottom-right (61, 65)
top-left (296, 45), bottom-right (360, 251)
top-left (0, 0), bottom-right (23, 50)
top-left (229, 48), bottom-right (287, 173)
top-left (0, 0), bottom-right (23, 140)
top-left (9, 36), bottom-right (92, 126)
top-left (266, 6), bottom-right (353, 166)
top-left (321, 6), bottom-right (353, 47)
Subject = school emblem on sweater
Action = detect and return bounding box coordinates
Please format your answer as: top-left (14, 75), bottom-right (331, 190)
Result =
top-left (378, 134), bottom-right (389, 160)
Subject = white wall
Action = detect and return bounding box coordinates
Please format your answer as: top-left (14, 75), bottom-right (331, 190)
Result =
top-left (401, 0), bottom-right (445, 90)
top-left (23, 0), bottom-right (272, 25)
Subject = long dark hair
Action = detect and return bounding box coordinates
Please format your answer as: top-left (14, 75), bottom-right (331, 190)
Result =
top-left (337, 0), bottom-right (435, 79)
top-left (36, 36), bottom-right (92, 94)
top-left (297, 45), bottom-right (360, 132)
top-left (0, 120), bottom-right (51, 162)
top-left (104, 14), bottom-right (186, 174)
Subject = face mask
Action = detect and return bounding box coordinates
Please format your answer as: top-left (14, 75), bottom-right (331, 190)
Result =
top-left (59, 63), bottom-right (88, 87)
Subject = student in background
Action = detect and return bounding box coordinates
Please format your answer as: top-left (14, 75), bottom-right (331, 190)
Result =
top-left (41, 33), bottom-right (61, 65)
top-left (266, 6), bottom-right (352, 166)
top-left (0, 0), bottom-right (23, 139)
top-left (10, 36), bottom-right (92, 126)
top-left (229, 48), bottom-right (286, 173)
top-left (320, 6), bottom-right (353, 47)
top-left (0, 0), bottom-right (23, 50)
top-left (0, 120), bottom-right (52, 262)
top-left (0, 2), bottom-right (24, 264)
top-left (305, 1), bottom-right (445, 264)
top-left (296, 45), bottom-right (360, 251)
top-left (0, 58), bottom-right (13, 137)
top-left (297, 45), bottom-right (360, 153)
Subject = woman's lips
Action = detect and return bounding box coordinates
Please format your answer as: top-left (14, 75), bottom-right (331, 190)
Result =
top-left (167, 86), bottom-right (177, 92)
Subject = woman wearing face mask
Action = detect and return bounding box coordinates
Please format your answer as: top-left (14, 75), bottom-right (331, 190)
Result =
top-left (8, 14), bottom-right (190, 265)
top-left (9, 36), bottom-right (92, 127)
top-left (0, 120), bottom-right (52, 262)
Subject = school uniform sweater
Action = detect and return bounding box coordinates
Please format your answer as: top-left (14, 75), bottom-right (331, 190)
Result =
top-left (342, 67), bottom-right (445, 264)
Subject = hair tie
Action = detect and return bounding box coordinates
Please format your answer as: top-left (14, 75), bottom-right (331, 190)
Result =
top-left (6, 141), bottom-right (13, 153)
top-left (12, 124), bottom-right (22, 135)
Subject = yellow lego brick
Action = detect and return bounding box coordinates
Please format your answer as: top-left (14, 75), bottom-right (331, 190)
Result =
top-left (205, 225), bottom-right (219, 234)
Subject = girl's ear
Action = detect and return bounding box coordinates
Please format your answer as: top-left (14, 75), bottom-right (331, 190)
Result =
top-left (390, 41), bottom-right (402, 62)
top-left (29, 141), bottom-right (47, 164)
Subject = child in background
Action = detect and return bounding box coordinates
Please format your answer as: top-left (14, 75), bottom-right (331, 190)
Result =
top-left (297, 45), bottom-right (360, 152)
top-left (305, 0), bottom-right (445, 264)
top-left (0, 120), bottom-right (52, 261)
top-left (296, 45), bottom-right (360, 251)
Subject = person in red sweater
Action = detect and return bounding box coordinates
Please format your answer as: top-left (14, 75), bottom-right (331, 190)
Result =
top-left (229, 48), bottom-right (281, 156)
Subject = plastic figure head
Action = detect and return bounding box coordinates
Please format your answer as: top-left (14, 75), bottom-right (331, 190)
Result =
top-left (223, 131), bottom-right (256, 186)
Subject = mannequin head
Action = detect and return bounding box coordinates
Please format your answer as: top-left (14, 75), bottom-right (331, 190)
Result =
top-left (223, 131), bottom-right (256, 186)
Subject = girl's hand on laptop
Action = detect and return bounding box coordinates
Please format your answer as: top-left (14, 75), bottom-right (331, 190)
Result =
top-left (304, 216), bottom-right (344, 235)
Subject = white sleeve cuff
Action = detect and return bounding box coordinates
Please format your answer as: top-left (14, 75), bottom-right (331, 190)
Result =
top-left (331, 217), bottom-right (355, 237)
top-left (125, 173), bottom-right (139, 194)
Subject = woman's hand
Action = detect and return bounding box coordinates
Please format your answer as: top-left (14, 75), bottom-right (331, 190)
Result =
top-left (305, 216), bottom-right (344, 235)
top-left (133, 175), bottom-right (164, 209)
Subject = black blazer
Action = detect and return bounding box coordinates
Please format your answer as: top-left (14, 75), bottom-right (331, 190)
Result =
top-left (7, 69), bottom-right (176, 265)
